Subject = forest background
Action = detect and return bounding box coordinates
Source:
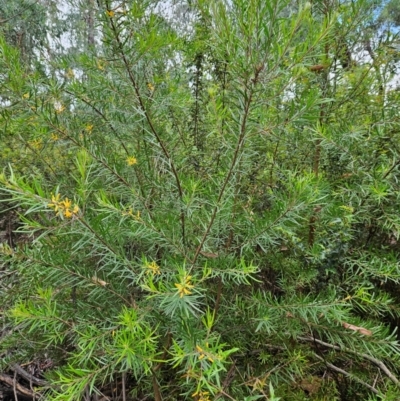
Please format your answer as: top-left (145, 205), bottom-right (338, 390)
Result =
top-left (1, 0), bottom-right (400, 400)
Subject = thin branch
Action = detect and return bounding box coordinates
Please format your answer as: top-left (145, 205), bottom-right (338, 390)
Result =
top-left (215, 362), bottom-right (236, 400)
top-left (63, 89), bottom-right (130, 155)
top-left (313, 354), bottom-right (379, 394)
top-left (191, 66), bottom-right (263, 267)
top-left (13, 371), bottom-right (18, 401)
top-left (217, 389), bottom-right (237, 401)
top-left (232, 202), bottom-right (294, 252)
top-left (151, 369), bottom-right (163, 401)
top-left (382, 159), bottom-right (400, 180)
top-left (36, 117), bottom-right (131, 188)
top-left (11, 364), bottom-right (49, 387)
top-left (25, 254), bottom-right (130, 306)
top-left (122, 372), bottom-right (126, 401)
top-left (106, 7), bottom-right (185, 245)
top-left (299, 336), bottom-right (400, 386)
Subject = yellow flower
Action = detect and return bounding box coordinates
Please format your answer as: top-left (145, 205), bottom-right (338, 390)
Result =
top-left (106, 10), bottom-right (115, 17)
top-left (52, 193), bottom-right (61, 202)
top-left (122, 208), bottom-right (141, 221)
top-left (62, 198), bottom-right (72, 209)
top-left (23, 93), bottom-right (29, 99)
top-left (195, 344), bottom-right (214, 363)
top-left (122, 207), bottom-right (133, 217)
top-left (51, 133), bottom-right (59, 141)
top-left (192, 391), bottom-right (211, 401)
top-left (147, 82), bottom-right (155, 91)
top-left (127, 156), bottom-right (137, 166)
top-left (48, 193), bottom-right (61, 211)
top-left (48, 194), bottom-right (79, 218)
top-left (175, 275), bottom-right (194, 298)
top-left (145, 261), bottom-right (160, 275)
top-left (85, 124), bottom-right (93, 133)
top-left (29, 139), bottom-right (43, 150)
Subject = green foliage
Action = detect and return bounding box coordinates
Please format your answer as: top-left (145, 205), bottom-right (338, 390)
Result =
top-left (0, 0), bottom-right (48, 63)
top-left (1, 0), bottom-right (400, 400)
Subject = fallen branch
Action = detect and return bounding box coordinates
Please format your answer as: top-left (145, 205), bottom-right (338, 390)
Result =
top-left (11, 364), bottom-right (49, 387)
top-left (299, 336), bottom-right (399, 386)
top-left (0, 373), bottom-right (40, 399)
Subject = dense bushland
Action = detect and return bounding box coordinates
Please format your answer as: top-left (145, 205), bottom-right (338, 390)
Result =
top-left (1, 0), bottom-right (400, 400)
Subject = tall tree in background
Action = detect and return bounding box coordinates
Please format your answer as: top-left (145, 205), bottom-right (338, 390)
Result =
top-left (0, 0), bottom-right (48, 63)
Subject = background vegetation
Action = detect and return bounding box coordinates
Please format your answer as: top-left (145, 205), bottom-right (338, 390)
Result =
top-left (1, 0), bottom-right (400, 400)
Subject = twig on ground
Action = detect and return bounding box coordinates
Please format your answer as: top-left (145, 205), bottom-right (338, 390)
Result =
top-left (0, 373), bottom-right (40, 399)
top-left (11, 364), bottom-right (49, 387)
top-left (13, 371), bottom-right (18, 401)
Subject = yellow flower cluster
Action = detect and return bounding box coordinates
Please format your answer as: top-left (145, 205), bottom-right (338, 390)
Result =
top-left (122, 207), bottom-right (141, 220)
top-left (97, 60), bottom-right (104, 70)
top-left (48, 194), bottom-right (79, 218)
top-left (192, 390), bottom-right (211, 401)
top-left (145, 260), bottom-right (160, 275)
top-left (85, 124), bottom-right (94, 133)
top-left (175, 275), bottom-right (194, 298)
top-left (196, 344), bottom-right (214, 363)
top-left (126, 156), bottom-right (137, 166)
top-left (28, 139), bottom-right (43, 150)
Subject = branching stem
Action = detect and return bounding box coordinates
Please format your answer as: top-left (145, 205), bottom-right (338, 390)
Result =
top-left (106, 7), bottom-right (186, 246)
